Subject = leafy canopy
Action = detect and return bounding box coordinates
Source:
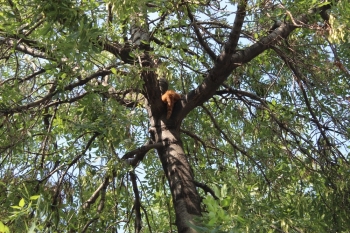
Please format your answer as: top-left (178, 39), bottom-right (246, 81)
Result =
top-left (1, 0), bottom-right (350, 232)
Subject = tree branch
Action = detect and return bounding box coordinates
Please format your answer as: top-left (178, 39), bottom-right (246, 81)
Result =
top-left (201, 105), bottom-right (270, 185)
top-left (52, 132), bottom-right (100, 208)
top-left (140, 205), bottom-right (153, 233)
top-left (2, 38), bottom-right (49, 59)
top-left (179, 3), bottom-right (331, 121)
top-left (150, 36), bottom-right (199, 57)
top-left (0, 67), bottom-right (112, 114)
top-left (272, 46), bottom-right (347, 163)
top-left (193, 181), bottom-right (219, 200)
top-left (81, 217), bottom-right (99, 233)
top-left (216, 86), bottom-right (316, 148)
top-left (223, 0), bottom-right (248, 55)
top-left (130, 171), bottom-right (142, 233)
top-left (101, 40), bottom-right (133, 63)
top-left (122, 141), bottom-right (167, 166)
top-left (83, 176), bottom-right (110, 209)
top-left (0, 68), bottom-right (46, 85)
top-left (186, 4), bottom-right (217, 61)
top-left (180, 128), bottom-right (207, 150)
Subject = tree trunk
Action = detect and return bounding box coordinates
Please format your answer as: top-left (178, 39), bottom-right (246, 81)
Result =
top-left (130, 9), bottom-right (202, 230)
top-left (157, 126), bottom-right (201, 233)
top-left (147, 111), bottom-right (201, 232)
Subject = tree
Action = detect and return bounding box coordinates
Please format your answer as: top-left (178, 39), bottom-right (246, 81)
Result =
top-left (1, 0), bottom-right (350, 232)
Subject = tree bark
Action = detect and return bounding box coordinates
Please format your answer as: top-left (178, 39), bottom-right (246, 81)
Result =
top-left (152, 120), bottom-right (201, 233)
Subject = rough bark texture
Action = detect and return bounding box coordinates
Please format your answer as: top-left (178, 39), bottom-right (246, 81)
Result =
top-left (163, 145), bottom-right (199, 230)
top-left (157, 128), bottom-right (201, 232)
top-left (147, 104), bottom-right (201, 233)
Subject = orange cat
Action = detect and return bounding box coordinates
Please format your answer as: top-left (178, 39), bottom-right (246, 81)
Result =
top-left (161, 90), bottom-right (181, 119)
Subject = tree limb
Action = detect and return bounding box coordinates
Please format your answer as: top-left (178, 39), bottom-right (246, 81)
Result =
top-left (130, 171), bottom-right (142, 233)
top-left (52, 132), bottom-right (100, 208)
top-left (83, 176), bottom-right (110, 209)
top-left (179, 3), bottom-right (331, 121)
top-left (180, 128), bottom-right (207, 150)
top-left (122, 141), bottom-right (168, 166)
top-left (223, 0), bottom-right (248, 55)
top-left (81, 218), bottom-right (99, 233)
top-left (272, 46), bottom-right (347, 163)
top-left (193, 181), bottom-right (219, 200)
top-left (0, 68), bottom-right (112, 114)
top-left (2, 38), bottom-right (49, 59)
top-left (186, 4), bottom-right (217, 61)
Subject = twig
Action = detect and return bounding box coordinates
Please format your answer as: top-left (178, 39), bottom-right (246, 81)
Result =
top-left (186, 4), bottom-right (217, 60)
top-left (52, 133), bottom-right (100, 207)
top-left (201, 105), bottom-right (271, 185)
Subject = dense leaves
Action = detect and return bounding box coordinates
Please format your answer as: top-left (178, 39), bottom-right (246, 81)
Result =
top-left (1, 0), bottom-right (350, 232)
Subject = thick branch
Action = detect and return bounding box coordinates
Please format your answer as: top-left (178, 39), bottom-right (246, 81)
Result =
top-left (101, 40), bottom-right (133, 63)
top-left (2, 38), bottom-right (49, 59)
top-left (223, 0), bottom-right (248, 55)
top-left (122, 141), bottom-right (167, 166)
top-left (179, 4), bottom-right (331, 121)
top-left (193, 181), bottom-right (218, 200)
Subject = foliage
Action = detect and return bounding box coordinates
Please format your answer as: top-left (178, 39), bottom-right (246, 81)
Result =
top-left (1, 0), bottom-right (350, 232)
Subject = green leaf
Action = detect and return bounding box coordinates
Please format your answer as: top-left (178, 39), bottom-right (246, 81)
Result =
top-left (0, 221), bottom-right (10, 233)
top-left (18, 198), bottom-right (25, 208)
top-left (30, 195), bottom-right (40, 200)
top-left (110, 67), bottom-right (117, 74)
